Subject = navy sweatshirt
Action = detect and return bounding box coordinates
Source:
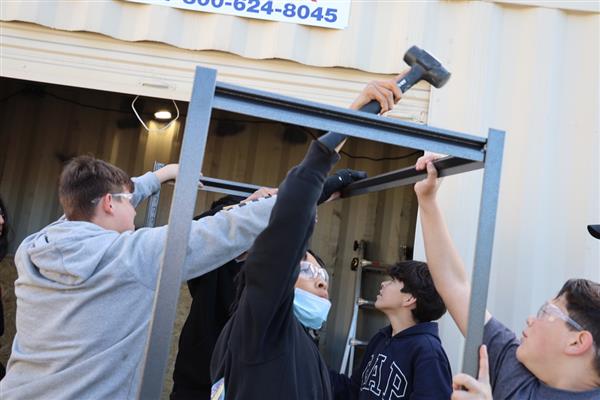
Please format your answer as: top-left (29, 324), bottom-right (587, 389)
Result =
top-left (210, 141), bottom-right (339, 400)
top-left (330, 323), bottom-right (452, 400)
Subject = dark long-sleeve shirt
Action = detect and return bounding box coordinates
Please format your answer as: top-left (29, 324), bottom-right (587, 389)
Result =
top-left (210, 141), bottom-right (339, 400)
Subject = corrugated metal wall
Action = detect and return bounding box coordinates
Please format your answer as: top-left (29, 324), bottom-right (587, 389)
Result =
top-left (0, 21), bottom-right (431, 122)
top-left (0, 0), bottom-right (455, 74)
top-left (2, 1), bottom-right (595, 74)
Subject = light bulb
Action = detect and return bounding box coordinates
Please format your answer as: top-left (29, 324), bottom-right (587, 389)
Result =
top-left (154, 110), bottom-right (172, 120)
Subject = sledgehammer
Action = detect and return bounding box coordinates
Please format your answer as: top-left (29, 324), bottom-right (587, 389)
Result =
top-left (319, 46), bottom-right (451, 149)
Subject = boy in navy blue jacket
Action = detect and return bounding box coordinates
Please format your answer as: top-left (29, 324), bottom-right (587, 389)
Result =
top-left (330, 260), bottom-right (452, 399)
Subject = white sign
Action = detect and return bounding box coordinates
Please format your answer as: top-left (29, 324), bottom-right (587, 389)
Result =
top-left (124, 0), bottom-right (351, 29)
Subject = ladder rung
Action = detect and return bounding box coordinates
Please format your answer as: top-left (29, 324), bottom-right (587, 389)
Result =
top-left (357, 298), bottom-right (375, 308)
top-left (362, 265), bottom-right (389, 274)
top-left (349, 339), bottom-right (368, 347)
top-left (351, 257), bottom-right (391, 270)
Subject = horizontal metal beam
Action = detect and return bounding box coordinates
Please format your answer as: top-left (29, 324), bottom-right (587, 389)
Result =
top-left (341, 156), bottom-right (483, 198)
top-left (166, 177), bottom-right (260, 197)
top-left (143, 173), bottom-right (261, 229)
top-left (144, 157), bottom-right (481, 226)
top-left (212, 82), bottom-right (486, 162)
top-left (198, 176), bottom-right (260, 197)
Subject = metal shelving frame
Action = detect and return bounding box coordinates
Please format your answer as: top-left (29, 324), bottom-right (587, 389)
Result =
top-left (137, 66), bottom-right (505, 399)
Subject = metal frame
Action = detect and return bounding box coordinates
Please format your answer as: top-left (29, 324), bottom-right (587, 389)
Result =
top-left (138, 66), bottom-right (505, 398)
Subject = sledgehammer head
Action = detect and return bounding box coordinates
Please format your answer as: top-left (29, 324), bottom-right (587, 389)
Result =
top-left (403, 46), bottom-right (451, 89)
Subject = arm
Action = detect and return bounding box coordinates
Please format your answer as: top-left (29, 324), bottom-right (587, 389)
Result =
top-left (231, 78), bottom-right (409, 360)
top-left (236, 142), bottom-right (339, 359)
top-left (125, 194), bottom-right (277, 289)
top-left (183, 195), bottom-right (277, 281)
top-left (415, 157), bottom-right (491, 337)
top-left (153, 163), bottom-right (178, 184)
top-left (130, 163), bottom-right (178, 207)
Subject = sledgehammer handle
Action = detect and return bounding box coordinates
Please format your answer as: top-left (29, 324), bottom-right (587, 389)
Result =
top-left (319, 64), bottom-right (426, 149)
top-left (359, 65), bottom-right (426, 115)
top-left (318, 98), bottom-right (383, 149)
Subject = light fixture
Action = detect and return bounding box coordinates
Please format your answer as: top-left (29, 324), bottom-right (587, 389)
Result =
top-left (154, 110), bottom-right (172, 120)
top-left (131, 96), bottom-right (180, 132)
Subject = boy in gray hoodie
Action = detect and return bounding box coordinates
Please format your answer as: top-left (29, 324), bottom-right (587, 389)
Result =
top-left (0, 158), bottom-right (277, 399)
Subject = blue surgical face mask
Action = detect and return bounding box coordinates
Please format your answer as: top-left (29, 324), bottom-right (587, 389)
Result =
top-left (293, 288), bottom-right (332, 330)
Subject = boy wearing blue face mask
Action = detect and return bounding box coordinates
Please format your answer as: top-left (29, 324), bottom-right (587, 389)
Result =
top-left (210, 78), bottom-right (405, 400)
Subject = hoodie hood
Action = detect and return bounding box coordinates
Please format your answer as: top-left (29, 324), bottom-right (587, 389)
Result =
top-left (24, 219), bottom-right (118, 285)
top-left (380, 321), bottom-right (441, 341)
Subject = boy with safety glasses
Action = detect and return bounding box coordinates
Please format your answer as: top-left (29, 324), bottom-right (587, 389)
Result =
top-left (415, 153), bottom-right (600, 399)
top-left (0, 158), bottom-right (279, 399)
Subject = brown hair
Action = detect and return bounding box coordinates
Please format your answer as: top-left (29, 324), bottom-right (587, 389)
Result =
top-left (556, 279), bottom-right (600, 376)
top-left (59, 156), bottom-right (133, 221)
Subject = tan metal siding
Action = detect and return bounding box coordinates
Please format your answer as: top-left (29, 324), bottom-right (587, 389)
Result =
top-left (0, 21), bottom-right (431, 123)
top-left (2, 1), bottom-right (595, 75)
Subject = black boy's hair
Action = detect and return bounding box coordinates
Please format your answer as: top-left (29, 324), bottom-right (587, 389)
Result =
top-left (556, 279), bottom-right (600, 376)
top-left (193, 195), bottom-right (245, 220)
top-left (388, 260), bottom-right (446, 323)
top-left (306, 249), bottom-right (326, 269)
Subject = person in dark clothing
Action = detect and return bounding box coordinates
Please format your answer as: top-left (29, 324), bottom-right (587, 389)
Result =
top-left (330, 261), bottom-right (452, 399)
top-left (209, 140), bottom-right (342, 400)
top-left (173, 196), bottom-right (347, 399)
top-left (210, 78), bottom-right (404, 400)
top-left (171, 195), bottom-right (245, 400)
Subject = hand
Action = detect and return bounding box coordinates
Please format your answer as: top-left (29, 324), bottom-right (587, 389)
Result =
top-left (349, 70), bottom-right (409, 113)
top-left (451, 346), bottom-right (493, 400)
top-left (243, 187), bottom-right (278, 203)
top-left (414, 152), bottom-right (443, 203)
top-left (153, 163), bottom-right (179, 184)
top-left (415, 151), bottom-right (444, 171)
top-left (318, 169), bottom-right (367, 204)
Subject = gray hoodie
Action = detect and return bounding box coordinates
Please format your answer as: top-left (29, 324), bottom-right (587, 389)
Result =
top-left (0, 172), bottom-right (275, 400)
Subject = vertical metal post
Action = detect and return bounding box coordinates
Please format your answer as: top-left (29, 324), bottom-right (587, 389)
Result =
top-left (137, 67), bottom-right (217, 399)
top-left (144, 161), bottom-right (166, 228)
top-left (461, 129), bottom-right (505, 377)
